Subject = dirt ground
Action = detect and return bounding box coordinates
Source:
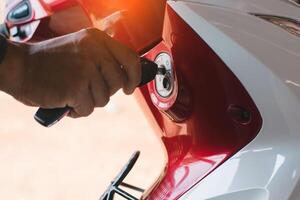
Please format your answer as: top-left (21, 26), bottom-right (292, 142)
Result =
top-left (0, 91), bottom-right (164, 200)
top-left (0, 6), bottom-right (164, 200)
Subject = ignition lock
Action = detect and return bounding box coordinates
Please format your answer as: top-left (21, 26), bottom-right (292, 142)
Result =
top-left (146, 44), bottom-right (190, 122)
top-left (148, 52), bottom-right (178, 111)
top-left (154, 53), bottom-right (175, 98)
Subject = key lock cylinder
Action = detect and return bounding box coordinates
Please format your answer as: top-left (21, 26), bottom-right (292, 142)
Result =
top-left (149, 53), bottom-right (178, 111)
top-left (149, 52), bottom-right (190, 122)
top-left (155, 53), bottom-right (175, 97)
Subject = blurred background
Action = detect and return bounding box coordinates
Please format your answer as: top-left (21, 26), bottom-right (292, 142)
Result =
top-left (0, 3), bottom-right (164, 200)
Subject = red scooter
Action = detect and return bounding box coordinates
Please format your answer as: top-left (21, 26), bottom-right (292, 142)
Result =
top-left (1, 0), bottom-right (263, 199)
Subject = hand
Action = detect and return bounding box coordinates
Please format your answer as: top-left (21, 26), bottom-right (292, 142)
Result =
top-left (0, 28), bottom-right (141, 118)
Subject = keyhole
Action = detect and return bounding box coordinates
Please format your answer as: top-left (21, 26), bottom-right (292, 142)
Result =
top-left (163, 76), bottom-right (171, 90)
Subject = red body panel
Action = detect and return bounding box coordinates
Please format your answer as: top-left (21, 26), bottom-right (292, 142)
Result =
top-left (5, 0), bottom-right (165, 52)
top-left (41, 0), bottom-right (77, 11)
top-left (135, 6), bottom-right (262, 199)
top-left (76, 0), bottom-right (165, 52)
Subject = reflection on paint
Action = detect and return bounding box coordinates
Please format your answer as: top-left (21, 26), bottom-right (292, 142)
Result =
top-left (286, 80), bottom-right (300, 88)
top-left (266, 154), bottom-right (285, 186)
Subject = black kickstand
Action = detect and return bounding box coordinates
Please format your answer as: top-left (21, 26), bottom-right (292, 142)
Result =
top-left (99, 151), bottom-right (145, 200)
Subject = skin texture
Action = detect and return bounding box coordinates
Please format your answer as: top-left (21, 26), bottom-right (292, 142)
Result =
top-left (0, 28), bottom-right (141, 118)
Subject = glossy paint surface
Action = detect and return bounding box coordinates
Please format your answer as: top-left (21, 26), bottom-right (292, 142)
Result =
top-left (135, 5), bottom-right (262, 200)
top-left (178, 0), bottom-right (300, 21)
top-left (166, 1), bottom-right (300, 200)
top-left (5, 0), bottom-right (165, 53)
top-left (41, 0), bottom-right (77, 11)
top-left (5, 0), bottom-right (79, 42)
top-left (76, 0), bottom-right (165, 52)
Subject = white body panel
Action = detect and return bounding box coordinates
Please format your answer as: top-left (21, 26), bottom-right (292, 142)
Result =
top-left (167, 1), bottom-right (300, 200)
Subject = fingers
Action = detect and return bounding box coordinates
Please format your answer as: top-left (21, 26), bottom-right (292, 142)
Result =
top-left (97, 49), bottom-right (126, 96)
top-left (28, 28), bottom-right (141, 119)
top-left (89, 67), bottom-right (110, 107)
top-left (82, 28), bottom-right (138, 95)
top-left (68, 85), bottom-right (95, 118)
top-left (67, 63), bottom-right (111, 118)
top-left (102, 33), bottom-right (141, 94)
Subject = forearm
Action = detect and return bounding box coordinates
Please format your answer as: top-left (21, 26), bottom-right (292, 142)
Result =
top-left (0, 34), bottom-right (26, 96)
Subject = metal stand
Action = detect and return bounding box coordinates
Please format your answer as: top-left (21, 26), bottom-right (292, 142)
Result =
top-left (99, 151), bottom-right (145, 200)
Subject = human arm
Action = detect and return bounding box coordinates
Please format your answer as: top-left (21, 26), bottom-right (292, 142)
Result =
top-left (0, 28), bottom-right (141, 118)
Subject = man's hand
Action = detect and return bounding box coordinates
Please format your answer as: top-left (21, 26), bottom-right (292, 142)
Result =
top-left (0, 28), bottom-right (141, 118)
